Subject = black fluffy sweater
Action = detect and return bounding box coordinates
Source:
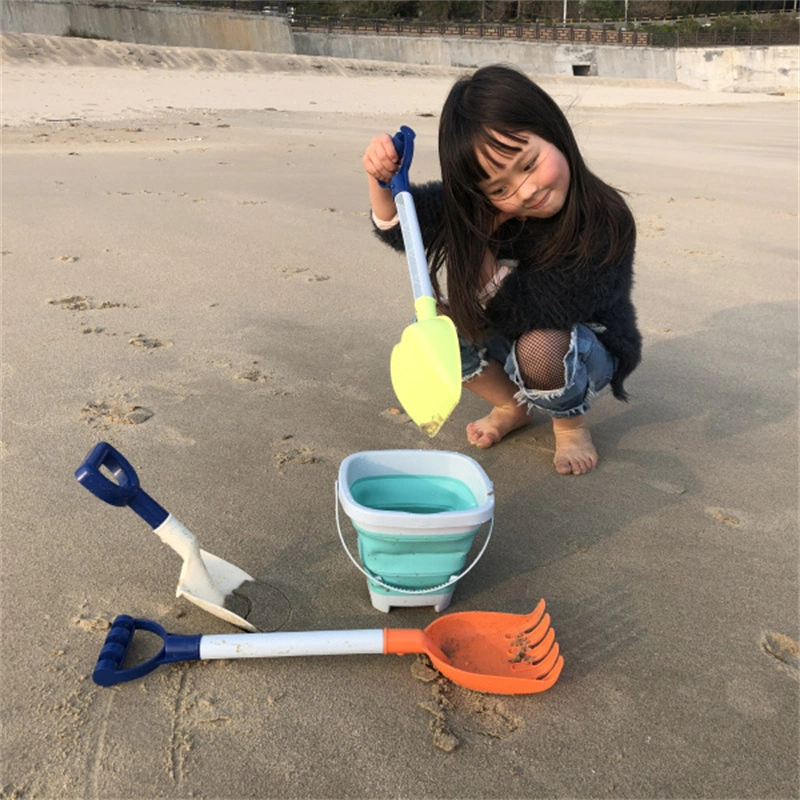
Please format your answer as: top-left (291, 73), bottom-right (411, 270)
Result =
top-left (373, 181), bottom-right (642, 401)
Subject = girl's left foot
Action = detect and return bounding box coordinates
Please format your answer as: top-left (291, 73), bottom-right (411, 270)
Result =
top-left (552, 416), bottom-right (598, 475)
top-left (466, 403), bottom-right (530, 449)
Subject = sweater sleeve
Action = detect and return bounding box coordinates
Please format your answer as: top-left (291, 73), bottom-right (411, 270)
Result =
top-left (592, 291), bottom-right (641, 400)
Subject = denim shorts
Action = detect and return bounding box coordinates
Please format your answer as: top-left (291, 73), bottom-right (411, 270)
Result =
top-left (460, 324), bottom-right (616, 418)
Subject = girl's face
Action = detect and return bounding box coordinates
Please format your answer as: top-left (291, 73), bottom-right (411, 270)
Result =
top-left (475, 131), bottom-right (570, 220)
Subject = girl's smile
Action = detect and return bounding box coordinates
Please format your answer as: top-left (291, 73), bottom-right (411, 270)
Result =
top-left (476, 131), bottom-right (570, 219)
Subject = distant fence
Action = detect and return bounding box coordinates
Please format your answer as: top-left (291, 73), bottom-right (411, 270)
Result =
top-left (650, 26), bottom-right (799, 47)
top-left (291, 16), bottom-right (799, 49)
top-left (292, 17), bottom-right (652, 47)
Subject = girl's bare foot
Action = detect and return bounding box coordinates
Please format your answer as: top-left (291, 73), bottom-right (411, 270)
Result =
top-left (552, 416), bottom-right (598, 475)
top-left (466, 403), bottom-right (530, 449)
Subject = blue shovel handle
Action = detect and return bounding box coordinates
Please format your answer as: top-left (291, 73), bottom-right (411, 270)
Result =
top-left (75, 442), bottom-right (168, 529)
top-left (93, 614), bottom-right (201, 686)
top-left (378, 125), bottom-right (415, 197)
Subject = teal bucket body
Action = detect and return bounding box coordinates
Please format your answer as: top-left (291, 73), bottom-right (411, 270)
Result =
top-left (337, 451), bottom-right (494, 612)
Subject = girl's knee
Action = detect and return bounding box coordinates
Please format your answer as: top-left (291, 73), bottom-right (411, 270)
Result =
top-left (515, 328), bottom-right (570, 391)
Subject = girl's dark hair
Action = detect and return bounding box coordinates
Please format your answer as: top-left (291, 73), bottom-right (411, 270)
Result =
top-left (429, 64), bottom-right (636, 342)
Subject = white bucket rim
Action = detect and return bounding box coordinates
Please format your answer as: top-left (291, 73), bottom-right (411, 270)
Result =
top-left (337, 449), bottom-right (494, 532)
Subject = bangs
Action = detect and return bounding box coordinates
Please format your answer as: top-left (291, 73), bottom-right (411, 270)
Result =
top-left (472, 127), bottom-right (528, 177)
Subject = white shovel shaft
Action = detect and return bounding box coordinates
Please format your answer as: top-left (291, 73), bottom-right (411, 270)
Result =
top-left (153, 514), bottom-right (224, 604)
top-left (395, 191), bottom-right (434, 303)
top-left (198, 630), bottom-right (386, 660)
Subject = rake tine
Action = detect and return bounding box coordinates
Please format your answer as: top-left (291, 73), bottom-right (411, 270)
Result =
top-left (518, 598), bottom-right (547, 631)
top-left (519, 611), bottom-right (552, 648)
top-left (529, 641), bottom-right (561, 678)
top-left (525, 626), bottom-right (557, 664)
top-left (534, 652), bottom-right (564, 688)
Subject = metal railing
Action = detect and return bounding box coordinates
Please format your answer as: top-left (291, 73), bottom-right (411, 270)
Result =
top-left (291, 15), bottom-right (799, 48)
top-left (291, 17), bottom-right (653, 47)
top-left (650, 26), bottom-right (798, 47)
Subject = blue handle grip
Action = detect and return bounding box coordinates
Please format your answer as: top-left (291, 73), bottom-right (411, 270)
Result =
top-left (75, 442), bottom-right (168, 529)
top-left (379, 125), bottom-right (415, 197)
top-left (92, 615), bottom-right (202, 687)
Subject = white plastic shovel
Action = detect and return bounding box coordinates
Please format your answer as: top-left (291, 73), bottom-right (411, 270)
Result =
top-left (75, 442), bottom-right (291, 632)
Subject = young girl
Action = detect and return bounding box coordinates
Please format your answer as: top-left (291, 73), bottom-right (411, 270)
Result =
top-left (363, 65), bottom-right (641, 475)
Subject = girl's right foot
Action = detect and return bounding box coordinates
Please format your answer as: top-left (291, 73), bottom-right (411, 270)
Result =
top-left (466, 403), bottom-right (530, 449)
top-left (552, 416), bottom-right (598, 475)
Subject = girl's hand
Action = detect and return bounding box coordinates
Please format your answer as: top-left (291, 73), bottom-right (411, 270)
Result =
top-left (363, 133), bottom-right (400, 186)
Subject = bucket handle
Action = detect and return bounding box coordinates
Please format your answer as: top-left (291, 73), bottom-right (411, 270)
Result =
top-left (335, 481), bottom-right (493, 596)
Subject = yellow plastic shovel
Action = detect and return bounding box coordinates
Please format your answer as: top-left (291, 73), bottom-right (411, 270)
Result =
top-left (386, 127), bottom-right (461, 437)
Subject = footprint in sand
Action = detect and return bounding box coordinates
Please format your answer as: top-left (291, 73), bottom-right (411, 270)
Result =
top-left (81, 398), bottom-right (154, 428)
top-left (49, 295), bottom-right (93, 311)
top-left (273, 435), bottom-right (322, 472)
top-left (279, 267), bottom-right (330, 283)
top-left (49, 295), bottom-right (131, 311)
top-left (212, 360), bottom-right (287, 394)
top-left (129, 334), bottom-right (173, 349)
top-left (235, 363), bottom-right (271, 382)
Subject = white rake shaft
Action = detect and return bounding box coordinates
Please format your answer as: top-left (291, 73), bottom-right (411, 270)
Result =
top-left (198, 629), bottom-right (387, 660)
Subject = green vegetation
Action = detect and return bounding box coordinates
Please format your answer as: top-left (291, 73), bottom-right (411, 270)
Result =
top-left (173, 1), bottom-right (799, 43)
top-left (176, 1), bottom-right (798, 24)
top-left (64, 27), bottom-right (112, 40)
top-left (644, 9), bottom-right (799, 30)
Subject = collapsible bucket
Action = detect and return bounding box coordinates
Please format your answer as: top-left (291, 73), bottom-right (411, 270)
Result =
top-left (336, 450), bottom-right (494, 613)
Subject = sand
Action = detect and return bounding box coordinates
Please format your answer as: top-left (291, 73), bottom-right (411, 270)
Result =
top-left (1, 32), bottom-right (798, 800)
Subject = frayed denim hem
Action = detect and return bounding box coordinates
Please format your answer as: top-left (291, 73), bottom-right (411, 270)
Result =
top-left (507, 326), bottom-right (614, 419)
top-left (513, 386), bottom-right (605, 419)
top-left (461, 346), bottom-right (489, 383)
top-left (459, 324), bottom-right (615, 417)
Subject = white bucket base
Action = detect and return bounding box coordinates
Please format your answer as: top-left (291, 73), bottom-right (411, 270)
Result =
top-left (369, 587), bottom-right (454, 614)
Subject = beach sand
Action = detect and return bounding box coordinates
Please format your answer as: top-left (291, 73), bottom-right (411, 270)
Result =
top-left (2, 33), bottom-right (798, 799)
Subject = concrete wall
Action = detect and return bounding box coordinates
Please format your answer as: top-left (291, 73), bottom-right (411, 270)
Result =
top-left (676, 45), bottom-right (799, 92)
top-left (1, 0), bottom-right (294, 54)
top-left (293, 31), bottom-right (797, 92)
top-left (3, 0), bottom-right (796, 92)
top-left (292, 32), bottom-right (678, 81)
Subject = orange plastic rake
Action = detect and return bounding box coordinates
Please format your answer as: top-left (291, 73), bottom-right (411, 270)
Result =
top-left (394, 599), bottom-right (564, 694)
top-left (93, 600), bottom-right (563, 695)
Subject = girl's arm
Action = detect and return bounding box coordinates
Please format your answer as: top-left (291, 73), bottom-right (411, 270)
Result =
top-left (368, 179), bottom-right (397, 223)
top-left (363, 133), bottom-right (399, 222)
